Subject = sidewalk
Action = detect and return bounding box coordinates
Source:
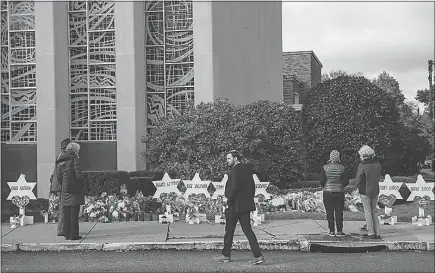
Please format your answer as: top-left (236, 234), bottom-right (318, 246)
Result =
top-left (1, 219), bottom-right (433, 252)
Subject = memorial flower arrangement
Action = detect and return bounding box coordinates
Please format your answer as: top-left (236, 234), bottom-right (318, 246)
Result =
top-left (48, 193), bottom-right (60, 222)
top-left (161, 192), bottom-right (179, 214)
top-left (84, 194), bottom-right (108, 222)
top-left (414, 196), bottom-right (431, 209)
top-left (105, 193), bottom-right (119, 215)
top-left (116, 196), bottom-right (134, 220)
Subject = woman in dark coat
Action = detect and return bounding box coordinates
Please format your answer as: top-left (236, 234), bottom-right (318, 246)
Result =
top-left (56, 142), bottom-right (85, 240)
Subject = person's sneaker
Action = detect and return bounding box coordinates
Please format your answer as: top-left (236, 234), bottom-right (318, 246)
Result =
top-left (336, 231), bottom-right (345, 237)
top-left (213, 255), bottom-right (231, 263)
top-left (363, 234), bottom-right (380, 239)
top-left (360, 225), bottom-right (368, 231)
top-left (328, 231), bottom-right (336, 236)
top-left (250, 256), bottom-right (265, 265)
top-left (69, 236), bottom-right (83, 241)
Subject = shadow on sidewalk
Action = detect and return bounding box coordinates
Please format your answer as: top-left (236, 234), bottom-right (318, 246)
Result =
top-left (310, 244), bottom-right (387, 253)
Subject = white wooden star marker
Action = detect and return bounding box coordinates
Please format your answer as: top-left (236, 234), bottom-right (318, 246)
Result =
top-left (183, 173), bottom-right (211, 199)
top-left (252, 174), bottom-right (271, 200)
top-left (379, 174), bottom-right (403, 200)
top-left (211, 174), bottom-right (228, 200)
top-left (7, 174), bottom-right (36, 200)
top-left (152, 173), bottom-right (182, 199)
top-left (405, 175), bottom-right (434, 201)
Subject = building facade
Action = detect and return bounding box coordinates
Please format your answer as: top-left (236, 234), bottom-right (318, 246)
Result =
top-left (1, 0), bottom-right (283, 198)
top-left (282, 51), bottom-right (323, 108)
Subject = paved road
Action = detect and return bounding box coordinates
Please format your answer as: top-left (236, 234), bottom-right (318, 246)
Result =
top-left (2, 250), bottom-right (434, 272)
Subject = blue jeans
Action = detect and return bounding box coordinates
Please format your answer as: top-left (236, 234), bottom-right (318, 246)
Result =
top-left (360, 195), bottom-right (380, 236)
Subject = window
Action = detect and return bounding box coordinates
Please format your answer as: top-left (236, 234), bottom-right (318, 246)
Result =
top-left (1, 0), bottom-right (37, 143)
top-left (145, 0), bottom-right (194, 135)
top-left (68, 0), bottom-right (117, 141)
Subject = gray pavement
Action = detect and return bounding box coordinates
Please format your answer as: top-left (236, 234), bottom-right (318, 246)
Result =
top-left (1, 219), bottom-right (433, 252)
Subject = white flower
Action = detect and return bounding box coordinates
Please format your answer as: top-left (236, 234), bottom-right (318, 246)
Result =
top-left (89, 212), bottom-right (97, 218)
top-left (112, 210), bottom-right (119, 218)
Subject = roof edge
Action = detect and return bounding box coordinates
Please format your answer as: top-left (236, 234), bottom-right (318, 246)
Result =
top-left (283, 50), bottom-right (323, 69)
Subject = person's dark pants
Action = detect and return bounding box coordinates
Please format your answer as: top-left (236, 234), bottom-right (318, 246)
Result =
top-left (63, 205), bottom-right (80, 239)
top-left (222, 208), bottom-right (262, 258)
top-left (57, 195), bottom-right (64, 236)
top-left (323, 191), bottom-right (345, 233)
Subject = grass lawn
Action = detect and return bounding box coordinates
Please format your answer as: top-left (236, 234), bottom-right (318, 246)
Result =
top-left (262, 201), bottom-right (434, 223)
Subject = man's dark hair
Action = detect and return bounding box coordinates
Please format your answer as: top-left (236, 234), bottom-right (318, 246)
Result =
top-left (227, 150), bottom-right (241, 161)
top-left (60, 138), bottom-right (71, 149)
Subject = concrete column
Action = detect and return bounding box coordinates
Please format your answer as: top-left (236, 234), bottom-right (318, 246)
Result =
top-left (210, 2), bottom-right (283, 104)
top-left (193, 2), bottom-right (215, 104)
top-left (35, 2), bottom-right (70, 198)
top-left (115, 1), bottom-right (146, 171)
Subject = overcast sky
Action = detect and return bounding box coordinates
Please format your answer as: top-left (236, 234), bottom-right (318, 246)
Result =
top-left (282, 1), bottom-right (434, 106)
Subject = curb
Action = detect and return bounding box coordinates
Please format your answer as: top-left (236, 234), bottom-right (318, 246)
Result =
top-left (385, 241), bottom-right (433, 252)
top-left (18, 243), bottom-right (104, 252)
top-left (1, 244), bottom-right (18, 252)
top-left (1, 240), bottom-right (433, 252)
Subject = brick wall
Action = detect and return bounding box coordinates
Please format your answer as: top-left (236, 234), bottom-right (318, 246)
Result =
top-left (283, 51), bottom-right (323, 89)
top-left (310, 54), bottom-right (322, 88)
top-left (283, 75), bottom-right (296, 104)
top-left (283, 52), bottom-right (312, 87)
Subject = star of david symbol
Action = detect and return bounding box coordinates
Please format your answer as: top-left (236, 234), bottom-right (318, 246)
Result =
top-left (152, 173), bottom-right (182, 199)
top-left (211, 174), bottom-right (228, 199)
top-left (7, 174), bottom-right (37, 200)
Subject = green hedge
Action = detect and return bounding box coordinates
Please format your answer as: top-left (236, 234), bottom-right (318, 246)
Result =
top-left (144, 99), bottom-right (307, 188)
top-left (83, 171), bottom-right (130, 196)
top-left (82, 170), bottom-right (163, 197)
top-left (302, 75), bottom-right (409, 177)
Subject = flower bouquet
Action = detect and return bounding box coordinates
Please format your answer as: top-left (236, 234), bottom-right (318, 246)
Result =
top-left (161, 192), bottom-right (180, 222)
top-left (84, 194), bottom-right (108, 222)
top-left (412, 196), bottom-right (432, 226)
top-left (185, 201), bottom-right (200, 224)
top-left (116, 196), bottom-right (134, 221)
top-left (378, 194), bottom-right (397, 225)
top-left (133, 191), bottom-right (147, 221)
top-left (48, 193), bottom-right (60, 223)
top-left (105, 193), bottom-right (119, 222)
top-left (214, 196), bottom-right (227, 224)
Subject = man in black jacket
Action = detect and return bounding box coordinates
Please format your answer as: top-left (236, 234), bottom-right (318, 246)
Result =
top-left (50, 138), bottom-right (71, 236)
top-left (214, 150), bottom-right (264, 265)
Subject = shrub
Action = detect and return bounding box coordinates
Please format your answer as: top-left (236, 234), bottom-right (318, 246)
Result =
top-left (129, 177), bottom-right (157, 197)
top-left (144, 99), bottom-right (307, 188)
top-left (128, 171), bottom-right (164, 180)
top-left (83, 171), bottom-right (130, 196)
top-left (302, 76), bottom-right (407, 177)
top-left (390, 176), bottom-right (418, 183)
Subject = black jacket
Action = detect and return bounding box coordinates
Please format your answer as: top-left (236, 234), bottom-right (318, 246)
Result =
top-left (225, 163), bottom-right (256, 213)
top-left (56, 150), bottom-right (85, 207)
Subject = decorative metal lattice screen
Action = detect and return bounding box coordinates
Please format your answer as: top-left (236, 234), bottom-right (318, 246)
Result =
top-left (145, 0), bottom-right (194, 134)
top-left (1, 0), bottom-right (37, 142)
top-left (68, 0), bottom-right (117, 141)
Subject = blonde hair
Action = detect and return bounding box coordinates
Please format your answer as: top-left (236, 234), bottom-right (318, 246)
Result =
top-left (358, 145), bottom-right (375, 160)
top-left (66, 142), bottom-right (80, 157)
